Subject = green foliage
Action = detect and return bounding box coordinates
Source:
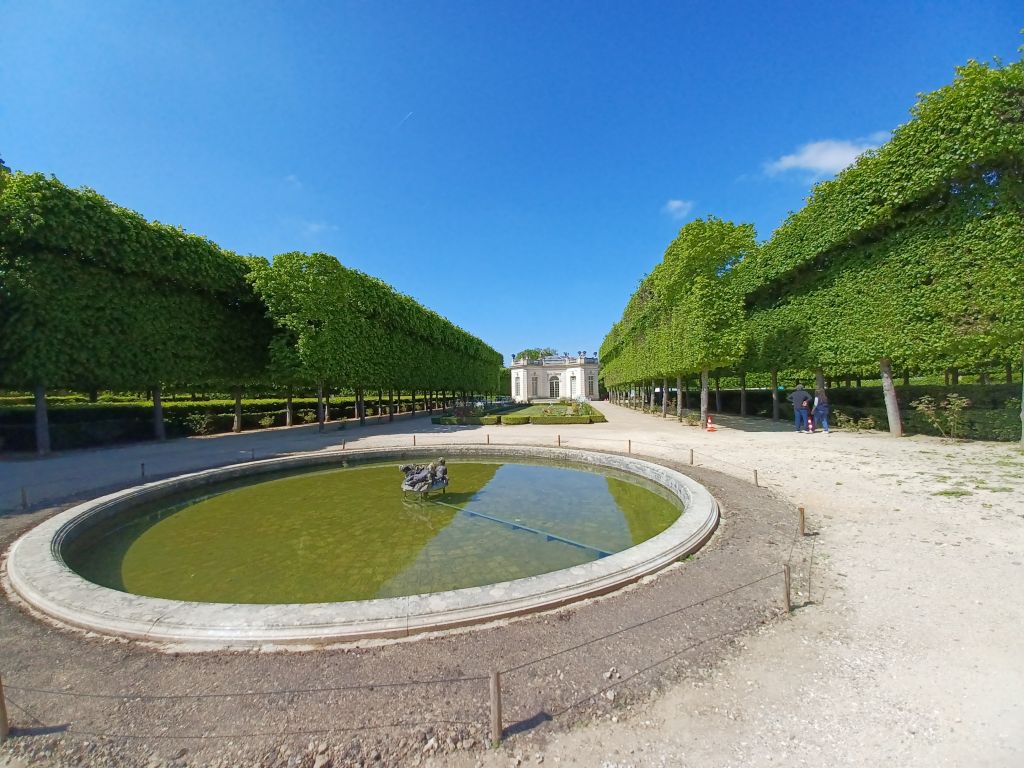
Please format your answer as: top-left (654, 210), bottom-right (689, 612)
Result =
top-left (600, 217), bottom-right (755, 388)
top-left (184, 413), bottom-right (215, 435)
top-left (498, 415), bottom-right (530, 425)
top-left (513, 347), bottom-right (558, 361)
top-left (0, 173), bottom-right (271, 391)
top-left (247, 251), bottom-right (502, 396)
top-left (258, 414), bottom-right (277, 429)
top-left (910, 393), bottom-right (972, 440)
top-left (528, 415), bottom-right (593, 424)
top-left (600, 57), bottom-right (1024, 445)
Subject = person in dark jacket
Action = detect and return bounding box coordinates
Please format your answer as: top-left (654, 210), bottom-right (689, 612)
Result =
top-left (788, 383), bottom-right (813, 432)
top-left (813, 388), bottom-right (831, 433)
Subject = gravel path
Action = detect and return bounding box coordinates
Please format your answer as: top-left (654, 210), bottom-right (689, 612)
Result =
top-left (2, 402), bottom-right (1022, 767)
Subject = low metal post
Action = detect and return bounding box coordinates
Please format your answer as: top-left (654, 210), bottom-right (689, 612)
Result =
top-left (783, 564), bottom-right (792, 613)
top-left (489, 671), bottom-right (502, 747)
top-left (0, 673), bottom-right (9, 743)
top-left (342, 440), bottom-right (346, 450)
top-left (140, 462), bottom-right (146, 479)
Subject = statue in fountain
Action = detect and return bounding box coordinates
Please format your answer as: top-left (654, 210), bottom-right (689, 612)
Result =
top-left (399, 458), bottom-right (448, 496)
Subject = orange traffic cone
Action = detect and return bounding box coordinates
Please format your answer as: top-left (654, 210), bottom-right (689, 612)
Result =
top-left (706, 415), bottom-right (716, 432)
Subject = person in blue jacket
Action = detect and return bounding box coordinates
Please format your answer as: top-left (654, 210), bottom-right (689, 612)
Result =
top-left (788, 383), bottom-right (813, 433)
top-left (813, 388), bottom-right (831, 433)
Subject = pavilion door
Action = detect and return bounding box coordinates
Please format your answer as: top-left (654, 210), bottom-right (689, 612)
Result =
top-left (549, 377), bottom-right (559, 398)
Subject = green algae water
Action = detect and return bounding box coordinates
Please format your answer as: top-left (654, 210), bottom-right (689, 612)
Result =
top-left (65, 460), bottom-right (682, 604)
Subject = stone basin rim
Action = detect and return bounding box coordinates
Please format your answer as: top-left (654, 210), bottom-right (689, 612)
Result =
top-left (4, 445), bottom-right (719, 649)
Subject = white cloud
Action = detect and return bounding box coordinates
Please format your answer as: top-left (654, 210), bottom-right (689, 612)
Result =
top-left (298, 219), bottom-right (337, 237)
top-left (662, 199), bottom-right (694, 220)
top-left (765, 137), bottom-right (881, 178)
top-left (284, 174), bottom-right (303, 189)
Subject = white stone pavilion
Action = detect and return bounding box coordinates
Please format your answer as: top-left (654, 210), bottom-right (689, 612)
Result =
top-left (510, 352), bottom-right (600, 402)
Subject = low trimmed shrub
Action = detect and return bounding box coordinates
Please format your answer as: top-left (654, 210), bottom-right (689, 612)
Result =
top-left (529, 415), bottom-right (592, 425)
top-left (499, 415), bottom-right (530, 425)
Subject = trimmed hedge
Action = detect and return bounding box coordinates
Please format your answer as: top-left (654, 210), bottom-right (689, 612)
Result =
top-left (499, 415), bottom-right (530, 425)
top-left (529, 415), bottom-right (593, 425)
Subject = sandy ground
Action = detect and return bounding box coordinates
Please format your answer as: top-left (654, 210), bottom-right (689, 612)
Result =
top-left (2, 402), bottom-right (1023, 767)
top-left (441, 405), bottom-right (1024, 768)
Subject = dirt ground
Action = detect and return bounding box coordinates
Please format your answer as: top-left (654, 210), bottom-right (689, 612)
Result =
top-left (1, 403), bottom-right (1022, 767)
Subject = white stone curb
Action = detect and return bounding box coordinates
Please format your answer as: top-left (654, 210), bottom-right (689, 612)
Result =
top-left (4, 446), bottom-right (718, 649)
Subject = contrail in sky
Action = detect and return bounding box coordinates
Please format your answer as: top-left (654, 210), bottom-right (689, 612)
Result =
top-left (396, 111), bottom-right (414, 129)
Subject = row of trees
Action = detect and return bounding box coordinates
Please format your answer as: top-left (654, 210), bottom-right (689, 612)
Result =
top-left (600, 57), bottom-right (1024, 441)
top-left (0, 169), bottom-right (502, 453)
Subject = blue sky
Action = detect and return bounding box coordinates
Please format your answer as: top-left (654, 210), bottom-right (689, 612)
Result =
top-left (2, 2), bottom-right (1021, 364)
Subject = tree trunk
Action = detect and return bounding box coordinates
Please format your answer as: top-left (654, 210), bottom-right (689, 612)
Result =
top-left (951, 368), bottom-right (959, 386)
top-left (902, 370), bottom-right (910, 387)
top-left (814, 367), bottom-right (826, 392)
top-left (739, 371), bottom-right (747, 416)
top-left (1005, 364), bottom-right (1013, 385)
top-left (684, 377), bottom-right (690, 410)
top-left (1019, 349), bottom-right (1023, 445)
top-left (324, 389), bottom-right (331, 422)
top-left (34, 384), bottom-right (51, 455)
top-left (153, 384), bottom-right (166, 441)
top-left (714, 376), bottom-right (721, 412)
top-left (944, 369), bottom-right (950, 386)
top-left (699, 369), bottom-right (710, 427)
top-left (661, 378), bottom-right (668, 417)
top-left (285, 390), bottom-right (293, 427)
top-left (88, 388), bottom-right (98, 403)
top-left (317, 381), bottom-right (325, 433)
top-left (676, 375), bottom-right (683, 419)
top-left (879, 358), bottom-right (904, 437)
top-left (770, 369), bottom-right (779, 421)
top-left (389, 389), bottom-right (394, 422)
top-left (358, 388), bottom-right (365, 425)
top-left (845, 375), bottom-right (852, 388)
top-left (856, 376), bottom-right (862, 388)
top-left (979, 371), bottom-right (988, 385)
top-left (411, 389), bottom-right (417, 415)
top-left (649, 381), bottom-right (655, 412)
top-left (233, 388), bottom-right (243, 433)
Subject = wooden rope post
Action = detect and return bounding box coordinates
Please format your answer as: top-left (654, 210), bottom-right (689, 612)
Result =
top-left (627, 439), bottom-right (631, 454)
top-left (799, 506), bottom-right (806, 536)
top-left (140, 462), bottom-right (146, 479)
top-left (753, 469), bottom-right (759, 487)
top-left (413, 434), bottom-right (416, 447)
top-left (557, 434), bottom-right (561, 447)
top-left (0, 673), bottom-right (9, 743)
top-left (342, 440), bottom-right (346, 450)
top-left (783, 564), bottom-right (792, 613)
top-left (21, 487), bottom-right (28, 510)
top-left (487, 433), bottom-right (490, 445)
top-left (689, 448), bottom-right (694, 466)
top-left (489, 670), bottom-right (503, 747)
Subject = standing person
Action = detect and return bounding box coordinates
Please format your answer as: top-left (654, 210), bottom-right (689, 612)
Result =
top-left (813, 387), bottom-right (831, 434)
top-left (788, 382), bottom-right (813, 433)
